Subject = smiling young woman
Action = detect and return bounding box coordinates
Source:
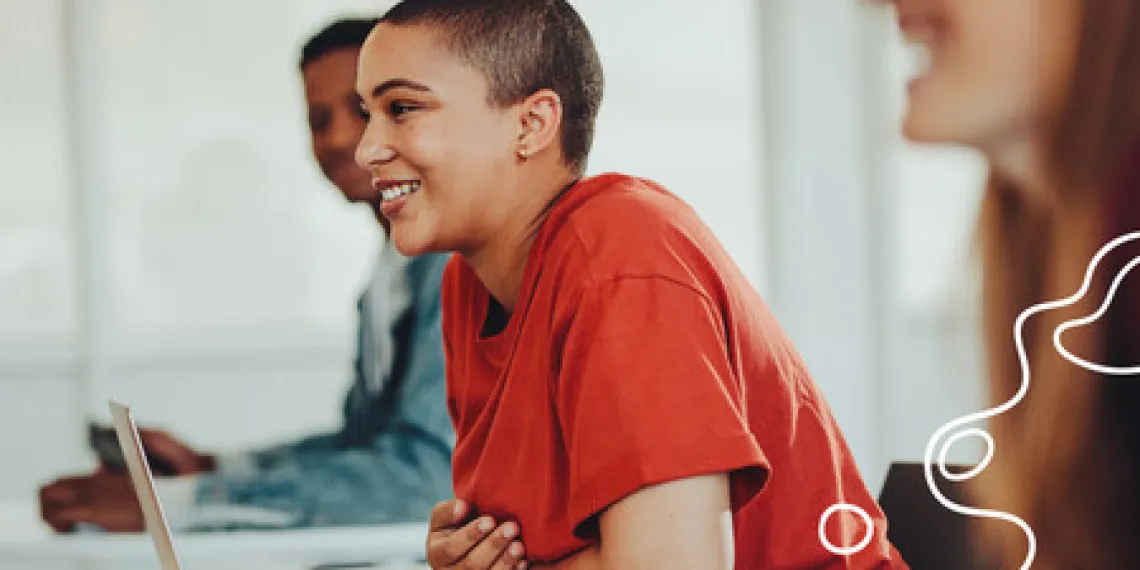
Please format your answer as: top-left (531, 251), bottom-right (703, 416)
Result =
top-left (354, 1), bottom-right (905, 569)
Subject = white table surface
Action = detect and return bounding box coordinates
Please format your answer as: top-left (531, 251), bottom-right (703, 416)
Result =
top-left (0, 501), bottom-right (429, 570)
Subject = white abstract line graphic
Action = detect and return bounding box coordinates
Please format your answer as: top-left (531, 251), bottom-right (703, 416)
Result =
top-left (919, 230), bottom-right (1140, 570)
top-left (819, 503), bottom-right (875, 556)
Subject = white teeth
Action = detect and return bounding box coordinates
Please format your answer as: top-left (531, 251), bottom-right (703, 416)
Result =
top-left (380, 181), bottom-right (420, 201)
top-left (905, 42), bottom-right (933, 79)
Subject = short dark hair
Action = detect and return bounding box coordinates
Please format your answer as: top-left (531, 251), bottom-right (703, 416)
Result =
top-left (380, 0), bottom-right (604, 175)
top-left (300, 18), bottom-right (379, 70)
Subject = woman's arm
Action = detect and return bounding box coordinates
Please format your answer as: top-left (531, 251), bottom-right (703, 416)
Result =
top-left (546, 473), bottom-right (734, 570)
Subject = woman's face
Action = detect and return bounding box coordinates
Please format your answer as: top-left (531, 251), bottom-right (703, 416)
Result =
top-left (354, 23), bottom-right (527, 258)
top-left (887, 0), bottom-right (1079, 161)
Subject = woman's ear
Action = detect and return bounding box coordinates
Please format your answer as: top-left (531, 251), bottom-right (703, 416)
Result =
top-left (516, 89), bottom-right (563, 159)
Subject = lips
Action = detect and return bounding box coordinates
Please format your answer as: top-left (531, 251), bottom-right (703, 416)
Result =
top-left (378, 180), bottom-right (421, 201)
top-left (370, 179), bottom-right (422, 218)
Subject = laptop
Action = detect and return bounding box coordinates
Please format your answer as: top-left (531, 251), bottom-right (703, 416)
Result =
top-left (109, 399), bottom-right (184, 570)
top-left (109, 400), bottom-right (396, 570)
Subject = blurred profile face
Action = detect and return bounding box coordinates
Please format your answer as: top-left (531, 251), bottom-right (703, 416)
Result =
top-left (887, 0), bottom-right (1078, 157)
top-left (303, 47), bottom-right (379, 216)
top-left (355, 24), bottom-right (525, 257)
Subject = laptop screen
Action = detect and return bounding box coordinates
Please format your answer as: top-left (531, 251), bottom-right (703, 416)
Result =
top-left (109, 400), bottom-right (184, 570)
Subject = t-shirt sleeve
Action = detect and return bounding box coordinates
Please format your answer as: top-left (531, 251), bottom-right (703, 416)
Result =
top-left (556, 276), bottom-right (770, 537)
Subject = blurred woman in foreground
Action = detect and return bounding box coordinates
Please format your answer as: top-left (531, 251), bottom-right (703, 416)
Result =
top-left (883, 0), bottom-right (1140, 567)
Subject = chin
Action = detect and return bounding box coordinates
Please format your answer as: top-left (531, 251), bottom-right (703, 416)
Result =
top-left (901, 105), bottom-right (937, 143)
top-left (902, 109), bottom-right (967, 146)
top-left (901, 120), bottom-right (937, 144)
top-left (389, 225), bottom-right (441, 258)
top-left (900, 91), bottom-right (988, 147)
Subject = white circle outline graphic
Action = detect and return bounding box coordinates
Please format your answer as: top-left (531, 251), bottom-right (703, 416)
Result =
top-left (818, 503), bottom-right (874, 556)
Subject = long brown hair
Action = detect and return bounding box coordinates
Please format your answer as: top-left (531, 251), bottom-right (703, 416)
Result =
top-left (972, 0), bottom-right (1140, 568)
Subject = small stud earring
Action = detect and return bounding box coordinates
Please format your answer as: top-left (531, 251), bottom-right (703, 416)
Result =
top-left (518, 147), bottom-right (530, 158)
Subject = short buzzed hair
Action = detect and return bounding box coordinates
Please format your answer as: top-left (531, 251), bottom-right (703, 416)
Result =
top-left (300, 18), bottom-right (378, 70)
top-left (379, 0), bottom-right (604, 175)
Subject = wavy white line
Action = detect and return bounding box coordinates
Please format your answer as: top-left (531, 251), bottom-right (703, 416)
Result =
top-left (918, 230), bottom-right (1140, 570)
top-left (818, 230), bottom-right (1140, 563)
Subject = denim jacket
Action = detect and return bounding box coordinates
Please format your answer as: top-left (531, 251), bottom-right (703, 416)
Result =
top-left (189, 249), bottom-right (454, 528)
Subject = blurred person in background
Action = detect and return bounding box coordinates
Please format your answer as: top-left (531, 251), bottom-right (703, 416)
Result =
top-left (38, 17), bottom-right (454, 532)
top-left (883, 0), bottom-right (1140, 567)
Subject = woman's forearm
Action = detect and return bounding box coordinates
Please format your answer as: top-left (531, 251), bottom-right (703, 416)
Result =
top-left (540, 474), bottom-right (734, 570)
top-left (541, 545), bottom-right (603, 570)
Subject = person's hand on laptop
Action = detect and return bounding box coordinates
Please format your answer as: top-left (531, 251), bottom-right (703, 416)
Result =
top-left (39, 471), bottom-right (144, 532)
top-left (38, 427), bottom-right (214, 533)
top-left (136, 428), bottom-right (217, 476)
top-left (427, 499), bottom-right (529, 570)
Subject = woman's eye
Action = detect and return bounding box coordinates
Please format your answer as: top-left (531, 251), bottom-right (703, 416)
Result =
top-left (389, 101), bottom-right (419, 117)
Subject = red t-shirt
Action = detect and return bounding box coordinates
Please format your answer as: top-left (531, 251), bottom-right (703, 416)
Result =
top-left (442, 174), bottom-right (906, 569)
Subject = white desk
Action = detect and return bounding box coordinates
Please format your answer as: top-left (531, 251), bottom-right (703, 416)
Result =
top-left (0, 502), bottom-right (429, 570)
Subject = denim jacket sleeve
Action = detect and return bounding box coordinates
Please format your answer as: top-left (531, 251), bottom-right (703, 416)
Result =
top-left (190, 253), bottom-right (454, 528)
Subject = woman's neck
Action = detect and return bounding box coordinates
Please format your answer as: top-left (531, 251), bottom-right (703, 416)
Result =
top-left (466, 227), bottom-right (537, 313)
top-left (988, 135), bottom-right (1058, 209)
top-left (463, 171), bottom-right (578, 312)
